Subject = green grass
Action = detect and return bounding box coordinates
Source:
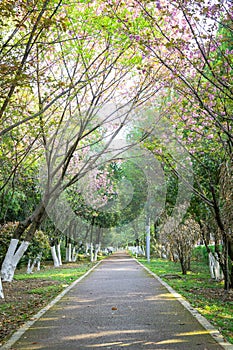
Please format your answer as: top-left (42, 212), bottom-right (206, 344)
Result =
top-left (14, 262), bottom-right (97, 301)
top-left (139, 257), bottom-right (233, 344)
top-left (14, 263), bottom-right (96, 300)
top-left (15, 263), bottom-right (92, 283)
top-left (27, 284), bottom-right (65, 299)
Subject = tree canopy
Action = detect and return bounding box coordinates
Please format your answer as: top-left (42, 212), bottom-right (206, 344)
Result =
top-left (0, 0), bottom-right (233, 292)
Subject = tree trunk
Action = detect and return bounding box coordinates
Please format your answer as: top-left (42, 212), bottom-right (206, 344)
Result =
top-left (94, 243), bottom-right (101, 262)
top-left (66, 243), bottom-right (72, 262)
top-left (56, 242), bottom-right (62, 266)
top-left (210, 185), bottom-right (230, 290)
top-left (230, 264), bottom-right (233, 289)
top-left (180, 255), bottom-right (187, 275)
top-left (90, 242), bottom-right (94, 263)
top-left (36, 252), bottom-right (42, 271)
top-left (1, 202), bottom-right (46, 282)
top-left (187, 256), bottom-right (191, 271)
top-left (1, 239), bottom-right (30, 282)
top-left (27, 259), bottom-right (32, 274)
top-left (214, 235), bottom-right (230, 290)
top-left (0, 278), bottom-right (4, 299)
top-left (68, 243), bottom-right (72, 262)
top-left (37, 260), bottom-right (41, 271)
top-left (72, 246), bottom-right (77, 262)
top-left (209, 252), bottom-right (216, 279)
top-left (141, 244), bottom-right (145, 256)
top-left (51, 245), bottom-right (60, 267)
top-left (85, 243), bottom-right (89, 255)
top-left (94, 227), bottom-right (102, 262)
top-left (223, 235), bottom-right (230, 291)
top-left (208, 252), bottom-right (223, 281)
top-left (27, 258), bottom-right (37, 274)
top-left (13, 202), bottom-right (45, 240)
top-left (27, 252), bottom-right (43, 274)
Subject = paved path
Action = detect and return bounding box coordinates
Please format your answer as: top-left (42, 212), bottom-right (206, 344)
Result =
top-left (6, 253), bottom-right (228, 349)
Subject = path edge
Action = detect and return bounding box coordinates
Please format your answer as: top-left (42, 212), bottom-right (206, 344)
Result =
top-left (0, 260), bottom-right (102, 350)
top-left (135, 258), bottom-right (233, 350)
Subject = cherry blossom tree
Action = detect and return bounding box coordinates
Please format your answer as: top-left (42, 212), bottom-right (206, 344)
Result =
top-left (111, 0), bottom-right (233, 289)
top-left (0, 0), bottom-right (163, 292)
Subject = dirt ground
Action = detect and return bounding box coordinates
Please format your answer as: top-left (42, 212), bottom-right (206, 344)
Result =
top-left (0, 279), bottom-right (61, 346)
top-left (190, 286), bottom-right (233, 302)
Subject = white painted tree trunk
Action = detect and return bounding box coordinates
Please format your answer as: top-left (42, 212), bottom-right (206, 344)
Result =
top-left (68, 243), bottom-right (72, 262)
top-left (27, 259), bottom-right (31, 273)
top-left (90, 242), bottom-right (94, 262)
top-left (27, 258), bottom-right (36, 274)
top-left (215, 262), bottom-right (223, 280)
top-left (27, 259), bottom-right (32, 274)
top-left (214, 253), bottom-right (224, 280)
top-left (209, 252), bottom-right (223, 281)
top-left (66, 243), bottom-right (72, 262)
top-left (1, 239), bottom-right (29, 282)
top-left (27, 253), bottom-right (42, 274)
top-left (72, 247), bottom-right (77, 262)
top-left (209, 252), bottom-right (215, 279)
top-left (94, 243), bottom-right (101, 262)
top-left (51, 245), bottom-right (60, 267)
top-left (85, 243), bottom-right (89, 255)
top-left (0, 278), bottom-right (4, 299)
top-left (72, 253), bottom-right (78, 262)
top-left (56, 243), bottom-right (62, 266)
top-left (36, 252), bottom-right (42, 271)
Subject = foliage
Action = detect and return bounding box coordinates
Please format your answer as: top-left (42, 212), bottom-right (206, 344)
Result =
top-left (0, 155), bottom-right (41, 223)
top-left (24, 230), bottom-right (50, 262)
top-left (67, 159), bottom-right (149, 240)
top-left (192, 245), bottom-right (214, 264)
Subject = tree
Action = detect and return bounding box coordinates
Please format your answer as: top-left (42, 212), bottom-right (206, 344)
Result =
top-left (112, 0), bottom-right (233, 289)
top-left (1, 0), bottom-right (161, 290)
top-left (167, 217), bottom-right (200, 275)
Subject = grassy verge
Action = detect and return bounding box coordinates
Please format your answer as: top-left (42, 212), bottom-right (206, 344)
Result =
top-left (15, 261), bottom-right (94, 282)
top-left (138, 257), bottom-right (233, 344)
top-left (0, 260), bottom-right (99, 344)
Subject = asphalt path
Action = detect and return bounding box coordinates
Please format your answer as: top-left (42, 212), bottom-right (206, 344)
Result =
top-left (6, 252), bottom-right (228, 350)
